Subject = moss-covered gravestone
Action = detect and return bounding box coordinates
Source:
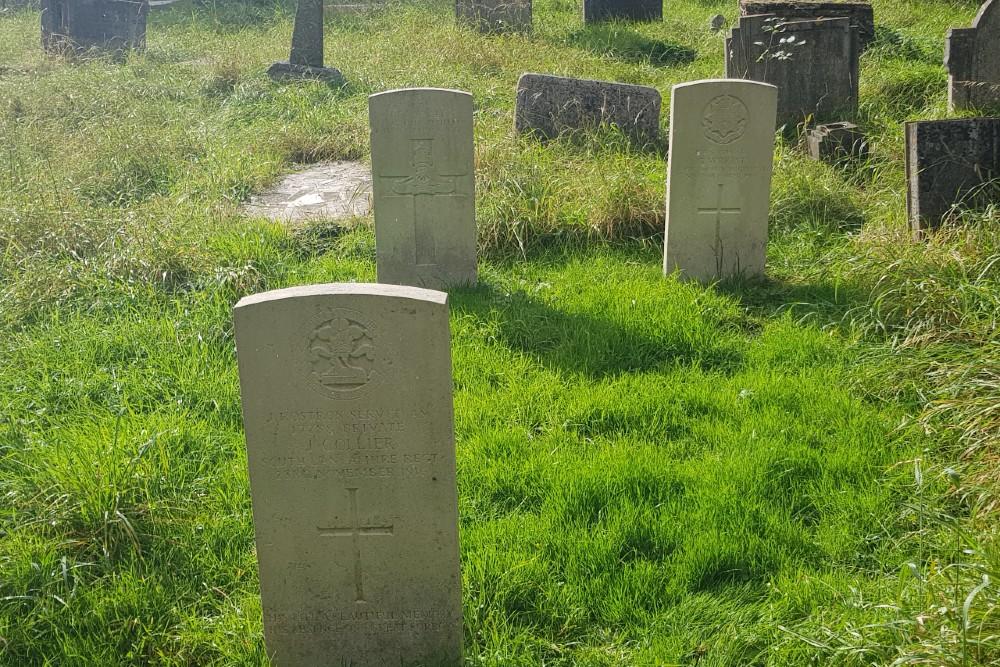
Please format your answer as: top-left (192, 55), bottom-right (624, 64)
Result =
top-left (234, 283), bottom-right (463, 666)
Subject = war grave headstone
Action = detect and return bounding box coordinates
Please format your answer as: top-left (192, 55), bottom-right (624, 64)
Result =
top-left (945, 0), bottom-right (1000, 112)
top-left (268, 0), bottom-right (345, 83)
top-left (370, 89), bottom-right (477, 290)
top-left (514, 73), bottom-right (661, 146)
top-left (726, 14), bottom-right (860, 127)
top-left (234, 282), bottom-right (463, 667)
top-left (739, 1), bottom-right (875, 51)
top-left (456, 0), bottom-right (531, 33)
top-left (583, 0), bottom-right (660, 23)
top-left (905, 118), bottom-right (1000, 237)
top-left (243, 161), bottom-right (372, 223)
top-left (806, 122), bottom-right (869, 164)
top-left (41, 0), bottom-right (147, 56)
top-left (664, 79), bottom-right (778, 282)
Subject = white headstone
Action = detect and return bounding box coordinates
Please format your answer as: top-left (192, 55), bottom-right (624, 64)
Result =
top-left (234, 283), bottom-right (463, 666)
top-left (370, 88), bottom-right (477, 290)
top-left (663, 80), bottom-right (778, 282)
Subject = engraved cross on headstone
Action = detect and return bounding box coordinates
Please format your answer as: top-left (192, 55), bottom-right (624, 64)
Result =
top-left (317, 487), bottom-right (394, 603)
top-left (381, 139), bottom-right (465, 267)
top-left (698, 183), bottom-right (742, 271)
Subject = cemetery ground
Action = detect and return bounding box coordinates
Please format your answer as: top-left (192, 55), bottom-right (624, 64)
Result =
top-left (0, 0), bottom-right (998, 664)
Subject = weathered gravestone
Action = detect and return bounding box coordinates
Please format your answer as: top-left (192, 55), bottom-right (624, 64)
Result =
top-left (739, 1), bottom-right (875, 51)
top-left (234, 282), bottom-right (463, 667)
top-left (583, 0), bottom-right (660, 23)
top-left (664, 80), bottom-right (778, 282)
top-left (41, 0), bottom-right (147, 56)
top-left (515, 73), bottom-right (661, 146)
top-left (945, 0), bottom-right (1000, 112)
top-left (726, 14), bottom-right (860, 127)
top-left (370, 89), bottom-right (477, 290)
top-left (806, 121), bottom-right (869, 163)
top-left (268, 0), bottom-right (345, 83)
top-left (905, 118), bottom-right (1000, 237)
top-left (456, 0), bottom-right (531, 33)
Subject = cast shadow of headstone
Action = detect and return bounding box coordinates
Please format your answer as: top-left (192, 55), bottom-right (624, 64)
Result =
top-left (450, 280), bottom-right (744, 379)
top-left (565, 24), bottom-right (697, 66)
top-left (714, 274), bottom-right (868, 332)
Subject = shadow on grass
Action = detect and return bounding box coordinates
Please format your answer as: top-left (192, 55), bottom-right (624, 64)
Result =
top-left (450, 278), bottom-right (744, 379)
top-left (565, 24), bottom-right (697, 66)
top-left (717, 274), bottom-right (868, 331)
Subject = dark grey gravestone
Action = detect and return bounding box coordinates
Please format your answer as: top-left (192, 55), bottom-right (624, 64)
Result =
top-left (583, 0), bottom-right (660, 23)
top-left (456, 0), bottom-right (531, 33)
top-left (945, 0), bottom-right (1000, 112)
top-left (806, 122), bottom-right (868, 163)
top-left (41, 0), bottom-right (147, 56)
top-left (905, 118), bottom-right (1000, 237)
top-left (726, 14), bottom-right (860, 128)
top-left (514, 73), bottom-right (661, 146)
top-left (268, 0), bottom-right (345, 84)
top-left (740, 1), bottom-right (874, 51)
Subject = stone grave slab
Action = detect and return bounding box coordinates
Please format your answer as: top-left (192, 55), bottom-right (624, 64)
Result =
top-left (806, 121), bottom-right (868, 163)
top-left (41, 0), bottom-right (147, 56)
top-left (456, 0), bottom-right (531, 33)
top-left (583, 0), bottom-right (661, 23)
top-left (739, 1), bottom-right (875, 51)
top-left (269, 0), bottom-right (345, 84)
top-left (243, 161), bottom-right (372, 223)
top-left (370, 88), bottom-right (477, 290)
top-left (905, 117), bottom-right (1000, 237)
top-left (664, 79), bottom-right (778, 282)
top-left (726, 14), bottom-right (860, 127)
top-left (234, 282), bottom-right (463, 667)
top-left (514, 73), bottom-right (661, 146)
top-left (946, 0), bottom-right (1000, 111)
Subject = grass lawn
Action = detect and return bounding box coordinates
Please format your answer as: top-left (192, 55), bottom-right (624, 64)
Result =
top-left (1, 0), bottom-right (998, 664)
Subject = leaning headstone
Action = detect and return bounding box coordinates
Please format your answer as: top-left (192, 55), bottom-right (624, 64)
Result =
top-left (268, 0), bottom-right (345, 84)
top-left (515, 73), bottom-right (661, 146)
top-left (740, 0), bottom-right (875, 51)
top-left (41, 0), bottom-right (147, 56)
top-left (456, 0), bottom-right (531, 32)
top-left (945, 0), bottom-right (1000, 112)
top-left (806, 122), bottom-right (869, 163)
top-left (726, 14), bottom-right (860, 127)
top-left (664, 79), bottom-right (778, 282)
top-left (370, 89), bottom-right (477, 290)
top-left (234, 283), bottom-right (463, 666)
top-left (583, 0), bottom-right (660, 23)
top-left (905, 118), bottom-right (1000, 237)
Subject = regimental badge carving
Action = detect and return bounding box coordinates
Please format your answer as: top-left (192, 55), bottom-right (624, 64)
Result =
top-left (308, 315), bottom-right (376, 395)
top-left (702, 95), bottom-right (749, 145)
top-left (390, 139), bottom-right (457, 196)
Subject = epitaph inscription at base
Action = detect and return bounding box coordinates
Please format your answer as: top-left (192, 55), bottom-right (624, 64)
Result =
top-left (234, 283), bottom-right (462, 667)
top-left (664, 80), bottom-right (778, 282)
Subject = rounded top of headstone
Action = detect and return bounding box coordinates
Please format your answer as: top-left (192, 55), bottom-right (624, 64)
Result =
top-left (672, 78), bottom-right (778, 93)
top-left (368, 88), bottom-right (473, 102)
top-left (235, 282), bottom-right (448, 310)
